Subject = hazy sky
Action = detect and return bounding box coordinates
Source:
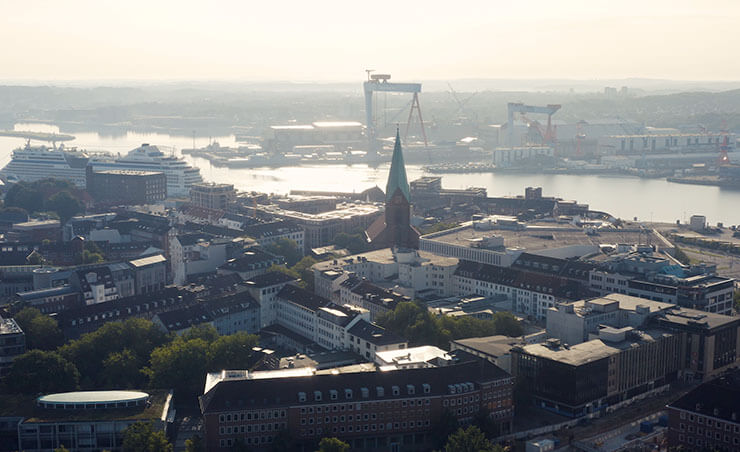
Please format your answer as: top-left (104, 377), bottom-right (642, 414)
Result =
top-left (2, 0), bottom-right (739, 82)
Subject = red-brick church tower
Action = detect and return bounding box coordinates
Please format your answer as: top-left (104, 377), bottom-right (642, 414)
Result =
top-left (365, 130), bottom-right (420, 249)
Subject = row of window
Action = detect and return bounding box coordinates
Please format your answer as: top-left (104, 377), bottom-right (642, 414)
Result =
top-left (301, 419), bottom-right (432, 437)
top-left (298, 383), bottom-right (431, 403)
top-left (218, 409), bottom-right (286, 423)
top-left (679, 413), bottom-right (740, 433)
top-left (219, 422), bottom-right (286, 435)
top-left (299, 398), bottom-right (432, 417)
top-left (677, 434), bottom-right (740, 447)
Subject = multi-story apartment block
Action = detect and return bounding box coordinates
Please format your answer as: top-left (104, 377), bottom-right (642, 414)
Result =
top-left (454, 260), bottom-right (594, 321)
top-left (199, 350), bottom-right (513, 451)
top-left (190, 183), bottom-right (236, 210)
top-left (313, 248), bottom-right (458, 301)
top-left (667, 369), bottom-right (740, 451)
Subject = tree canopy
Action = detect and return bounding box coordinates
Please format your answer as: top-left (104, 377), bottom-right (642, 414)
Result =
top-left (444, 426), bottom-right (506, 452)
top-left (266, 237), bottom-right (303, 267)
top-left (377, 301), bottom-right (523, 348)
top-left (5, 349), bottom-right (79, 394)
top-left (268, 255), bottom-right (318, 291)
top-left (59, 317), bottom-right (169, 389)
top-left (4, 178), bottom-right (86, 221)
top-left (13, 307), bottom-right (64, 350)
top-left (331, 232), bottom-right (370, 255)
top-left (121, 422), bottom-right (173, 452)
top-left (316, 437), bottom-right (350, 452)
top-left (145, 325), bottom-right (258, 396)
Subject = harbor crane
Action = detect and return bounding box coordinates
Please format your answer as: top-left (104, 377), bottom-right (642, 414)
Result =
top-left (364, 71), bottom-right (426, 154)
top-left (507, 102), bottom-right (561, 147)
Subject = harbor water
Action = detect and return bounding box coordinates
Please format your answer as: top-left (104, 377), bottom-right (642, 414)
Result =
top-left (2, 123), bottom-right (740, 226)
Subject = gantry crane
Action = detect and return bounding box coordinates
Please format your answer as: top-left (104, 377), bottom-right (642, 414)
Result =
top-left (507, 102), bottom-right (561, 147)
top-left (364, 71), bottom-right (426, 154)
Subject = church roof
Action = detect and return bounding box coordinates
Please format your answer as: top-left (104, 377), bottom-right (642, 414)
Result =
top-left (386, 130), bottom-right (410, 202)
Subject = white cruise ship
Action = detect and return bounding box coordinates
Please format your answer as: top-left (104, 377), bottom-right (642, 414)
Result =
top-left (0, 142), bottom-right (95, 187)
top-left (89, 143), bottom-right (203, 197)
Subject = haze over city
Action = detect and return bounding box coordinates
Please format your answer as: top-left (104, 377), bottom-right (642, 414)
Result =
top-left (3, 0), bottom-right (740, 82)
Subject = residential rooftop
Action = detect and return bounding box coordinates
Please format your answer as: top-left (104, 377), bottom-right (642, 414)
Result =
top-left (259, 201), bottom-right (381, 222)
top-left (668, 369), bottom-right (740, 424)
top-left (347, 319), bottom-right (406, 347)
top-left (244, 271), bottom-right (296, 288)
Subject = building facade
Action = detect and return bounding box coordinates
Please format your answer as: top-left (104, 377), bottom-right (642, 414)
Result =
top-left (190, 183), bottom-right (237, 210)
top-left (199, 352), bottom-right (513, 451)
top-left (666, 369), bottom-right (740, 451)
top-left (86, 169), bottom-right (166, 205)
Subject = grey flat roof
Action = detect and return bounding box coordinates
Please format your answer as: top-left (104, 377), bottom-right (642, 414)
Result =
top-left (426, 223), bottom-right (671, 253)
top-left (452, 335), bottom-right (525, 358)
top-left (520, 329), bottom-right (671, 366)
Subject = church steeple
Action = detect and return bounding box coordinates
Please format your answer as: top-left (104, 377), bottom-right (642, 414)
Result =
top-left (385, 129), bottom-right (410, 202)
top-left (364, 128), bottom-right (420, 250)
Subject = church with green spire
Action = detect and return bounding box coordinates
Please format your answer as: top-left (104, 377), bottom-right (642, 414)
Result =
top-left (365, 130), bottom-right (420, 249)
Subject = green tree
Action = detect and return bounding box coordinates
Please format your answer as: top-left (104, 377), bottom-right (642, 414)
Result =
top-left (377, 301), bottom-right (523, 348)
top-left (146, 337), bottom-right (211, 395)
top-left (13, 307), bottom-right (64, 350)
top-left (316, 437), bottom-right (350, 452)
top-left (60, 318), bottom-right (169, 389)
top-left (492, 312), bottom-right (524, 337)
top-left (734, 290), bottom-right (740, 312)
top-left (267, 264), bottom-right (300, 280)
top-left (292, 255), bottom-right (318, 291)
top-left (80, 249), bottom-right (104, 264)
top-left (182, 323), bottom-right (220, 343)
top-left (184, 435), bottom-right (204, 452)
top-left (121, 422), bottom-right (173, 452)
top-left (5, 181), bottom-right (44, 213)
top-left (6, 349), bottom-right (79, 394)
top-left (101, 348), bottom-right (146, 388)
top-left (266, 238), bottom-right (302, 267)
top-left (331, 232), bottom-right (370, 255)
top-left (208, 332), bottom-right (259, 371)
top-left (266, 256), bottom-right (317, 291)
top-left (444, 426), bottom-right (495, 452)
top-left (45, 190), bottom-right (83, 223)
top-left (54, 446), bottom-right (71, 452)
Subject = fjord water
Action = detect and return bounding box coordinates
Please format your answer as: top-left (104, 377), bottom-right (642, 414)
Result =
top-left (2, 123), bottom-right (740, 226)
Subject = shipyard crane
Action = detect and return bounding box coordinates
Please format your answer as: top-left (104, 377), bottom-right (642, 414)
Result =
top-left (507, 102), bottom-right (561, 147)
top-left (364, 71), bottom-right (426, 154)
top-left (718, 127), bottom-right (732, 166)
top-left (447, 82), bottom-right (479, 122)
